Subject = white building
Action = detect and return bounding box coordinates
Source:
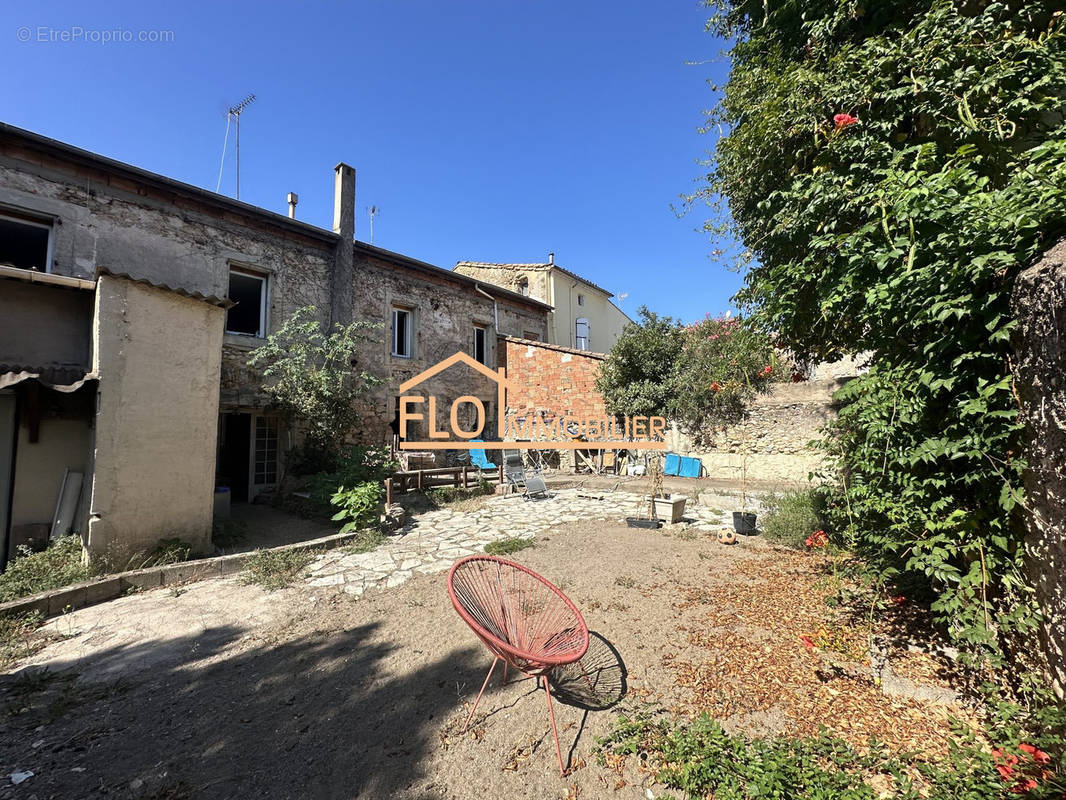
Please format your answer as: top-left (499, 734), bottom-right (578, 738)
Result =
top-left (454, 254), bottom-right (632, 353)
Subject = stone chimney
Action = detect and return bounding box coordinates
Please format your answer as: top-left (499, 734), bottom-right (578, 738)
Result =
top-left (548, 252), bottom-right (554, 265)
top-left (331, 163), bottom-right (356, 325)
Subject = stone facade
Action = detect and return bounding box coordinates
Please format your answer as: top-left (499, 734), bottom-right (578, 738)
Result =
top-left (0, 123), bottom-right (549, 557)
top-left (1011, 237), bottom-right (1066, 698)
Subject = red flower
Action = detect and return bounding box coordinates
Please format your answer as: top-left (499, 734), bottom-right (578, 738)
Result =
top-left (891, 595), bottom-right (907, 606)
top-left (1020, 744), bottom-right (1051, 765)
top-left (710, 381), bottom-right (722, 393)
top-left (806, 530), bottom-right (829, 548)
top-left (800, 635), bottom-right (815, 651)
top-left (758, 365), bottom-right (773, 378)
top-left (833, 113), bottom-right (859, 129)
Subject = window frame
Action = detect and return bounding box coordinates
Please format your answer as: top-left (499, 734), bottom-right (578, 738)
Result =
top-left (575, 317), bottom-right (590, 351)
top-left (0, 210), bottom-right (55, 274)
top-left (225, 267), bottom-right (269, 338)
top-left (392, 306), bottom-right (414, 358)
top-left (473, 324), bottom-right (488, 365)
top-left (577, 293), bottom-right (585, 307)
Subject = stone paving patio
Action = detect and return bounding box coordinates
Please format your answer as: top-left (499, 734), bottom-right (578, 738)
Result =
top-left (305, 487), bottom-right (750, 597)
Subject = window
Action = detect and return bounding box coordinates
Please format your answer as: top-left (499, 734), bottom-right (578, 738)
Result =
top-left (523, 330), bottom-right (540, 341)
top-left (516, 276), bottom-right (529, 296)
top-left (577, 294), bottom-right (585, 307)
top-left (254, 416), bottom-right (279, 486)
top-left (226, 269), bottom-right (267, 336)
top-left (575, 317), bottom-right (590, 351)
top-left (392, 306), bottom-right (413, 357)
top-left (0, 212), bottom-right (53, 272)
top-left (473, 325), bottom-right (487, 364)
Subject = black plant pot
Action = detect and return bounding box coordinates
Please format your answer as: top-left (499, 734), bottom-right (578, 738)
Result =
top-left (733, 512), bottom-right (757, 535)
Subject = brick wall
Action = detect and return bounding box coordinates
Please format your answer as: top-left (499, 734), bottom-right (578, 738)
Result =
top-left (498, 336), bottom-right (606, 418)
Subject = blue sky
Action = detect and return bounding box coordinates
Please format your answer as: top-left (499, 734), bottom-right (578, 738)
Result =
top-left (1, 1), bottom-right (738, 324)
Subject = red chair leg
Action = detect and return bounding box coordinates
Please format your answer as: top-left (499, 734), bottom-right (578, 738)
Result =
top-left (542, 676), bottom-right (566, 776)
top-left (462, 656), bottom-right (499, 733)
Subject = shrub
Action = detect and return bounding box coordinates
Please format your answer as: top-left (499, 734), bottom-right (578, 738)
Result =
top-left (761, 490), bottom-right (826, 550)
top-left (330, 481), bottom-right (384, 533)
top-left (0, 537), bottom-right (91, 603)
top-left (247, 306), bottom-right (381, 466)
top-left (307, 445), bottom-right (397, 512)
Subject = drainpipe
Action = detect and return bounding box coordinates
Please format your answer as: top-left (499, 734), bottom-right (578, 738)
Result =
top-left (475, 283), bottom-right (499, 330)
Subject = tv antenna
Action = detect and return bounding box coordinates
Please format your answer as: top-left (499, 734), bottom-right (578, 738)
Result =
top-left (367, 205), bottom-right (380, 245)
top-left (215, 94), bottom-right (255, 199)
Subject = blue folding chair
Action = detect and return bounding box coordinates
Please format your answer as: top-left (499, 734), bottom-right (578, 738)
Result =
top-left (468, 439), bottom-right (497, 471)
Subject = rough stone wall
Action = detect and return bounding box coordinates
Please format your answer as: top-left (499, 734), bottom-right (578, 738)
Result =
top-left (351, 256), bottom-right (549, 443)
top-left (498, 337), bottom-right (607, 419)
top-left (453, 263), bottom-right (552, 306)
top-left (666, 380), bottom-right (847, 485)
top-left (0, 149), bottom-right (335, 417)
top-left (88, 275), bottom-right (224, 561)
top-left (1011, 237), bottom-right (1066, 698)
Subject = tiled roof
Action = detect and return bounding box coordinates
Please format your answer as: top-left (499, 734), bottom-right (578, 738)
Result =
top-left (454, 261), bottom-right (615, 298)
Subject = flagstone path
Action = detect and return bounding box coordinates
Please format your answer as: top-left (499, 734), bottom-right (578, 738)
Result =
top-left (304, 487), bottom-right (748, 597)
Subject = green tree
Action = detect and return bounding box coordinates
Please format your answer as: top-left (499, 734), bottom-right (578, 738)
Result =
top-left (596, 307), bottom-right (683, 419)
top-left (247, 306), bottom-right (381, 469)
top-left (697, 0), bottom-right (1066, 666)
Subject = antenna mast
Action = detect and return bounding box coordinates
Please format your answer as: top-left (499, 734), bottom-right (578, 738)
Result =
top-left (368, 205), bottom-right (380, 245)
top-left (227, 94), bottom-right (256, 199)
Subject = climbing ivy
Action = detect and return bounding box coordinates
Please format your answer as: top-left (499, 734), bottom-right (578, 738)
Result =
top-left (696, 0), bottom-right (1066, 669)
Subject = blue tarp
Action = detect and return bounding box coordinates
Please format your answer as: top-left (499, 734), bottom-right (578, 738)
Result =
top-left (663, 453), bottom-right (701, 478)
top-left (679, 456), bottom-right (702, 478)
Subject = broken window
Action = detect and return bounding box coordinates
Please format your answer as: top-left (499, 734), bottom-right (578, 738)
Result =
top-left (575, 317), bottom-right (590, 351)
top-left (392, 306), bottom-right (413, 357)
top-left (0, 212), bottom-right (52, 272)
top-left (516, 276), bottom-right (529, 296)
top-left (577, 294), bottom-right (585, 307)
top-left (473, 325), bottom-right (487, 365)
top-left (226, 269), bottom-right (267, 336)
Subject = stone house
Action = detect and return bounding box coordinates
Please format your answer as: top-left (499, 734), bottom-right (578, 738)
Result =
top-left (0, 122), bottom-right (549, 564)
top-left (454, 255), bottom-right (632, 353)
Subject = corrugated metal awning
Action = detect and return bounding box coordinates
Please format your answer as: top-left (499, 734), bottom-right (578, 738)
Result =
top-left (0, 365), bottom-right (97, 393)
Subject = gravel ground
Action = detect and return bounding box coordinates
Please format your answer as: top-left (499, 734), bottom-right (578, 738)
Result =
top-left (0, 513), bottom-right (960, 800)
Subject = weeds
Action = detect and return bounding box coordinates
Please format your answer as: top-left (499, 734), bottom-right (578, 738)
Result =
top-left (342, 529), bottom-right (385, 555)
top-left (761, 489), bottom-right (825, 550)
top-left (0, 612), bottom-right (46, 669)
top-left (0, 537), bottom-right (91, 603)
top-left (484, 537), bottom-right (534, 556)
top-left (240, 548), bottom-right (315, 590)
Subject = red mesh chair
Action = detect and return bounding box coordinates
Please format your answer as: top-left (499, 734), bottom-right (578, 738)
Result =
top-left (447, 555), bottom-right (589, 775)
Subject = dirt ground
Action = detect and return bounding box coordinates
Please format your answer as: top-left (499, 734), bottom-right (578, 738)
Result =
top-left (0, 520), bottom-right (962, 800)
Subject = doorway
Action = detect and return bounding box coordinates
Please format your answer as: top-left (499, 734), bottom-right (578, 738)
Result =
top-left (219, 413), bottom-right (251, 503)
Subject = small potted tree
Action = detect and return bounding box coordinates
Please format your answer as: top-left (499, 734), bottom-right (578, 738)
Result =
top-left (732, 429), bottom-right (757, 534)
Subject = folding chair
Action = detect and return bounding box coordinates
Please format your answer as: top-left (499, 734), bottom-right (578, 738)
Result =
top-left (503, 450), bottom-right (549, 499)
